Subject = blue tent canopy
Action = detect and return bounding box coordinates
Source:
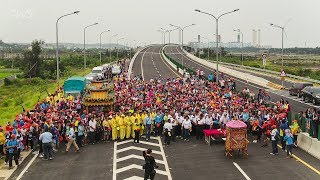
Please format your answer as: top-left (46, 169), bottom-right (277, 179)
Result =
top-left (63, 76), bottom-right (86, 94)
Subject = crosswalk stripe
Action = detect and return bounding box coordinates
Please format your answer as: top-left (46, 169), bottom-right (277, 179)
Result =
top-left (115, 164), bottom-right (169, 176)
top-left (116, 154), bottom-right (165, 164)
top-left (116, 146), bottom-right (162, 155)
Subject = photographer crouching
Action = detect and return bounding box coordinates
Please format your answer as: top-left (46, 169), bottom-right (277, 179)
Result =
top-left (142, 149), bottom-right (158, 180)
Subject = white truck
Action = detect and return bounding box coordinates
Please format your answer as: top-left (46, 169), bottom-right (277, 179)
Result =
top-left (92, 66), bottom-right (105, 80)
top-left (111, 65), bottom-right (121, 75)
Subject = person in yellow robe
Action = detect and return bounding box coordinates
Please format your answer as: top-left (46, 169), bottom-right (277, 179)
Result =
top-left (103, 116), bottom-right (112, 141)
top-left (130, 112), bottom-right (137, 138)
top-left (140, 111), bottom-right (147, 135)
top-left (111, 116), bottom-right (118, 141)
top-left (118, 114), bottom-right (126, 140)
top-left (133, 118), bottom-right (141, 143)
top-left (150, 110), bottom-right (156, 133)
top-left (115, 112), bottom-right (121, 138)
top-left (125, 113), bottom-right (132, 139)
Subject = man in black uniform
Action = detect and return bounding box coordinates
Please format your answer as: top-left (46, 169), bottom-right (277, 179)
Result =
top-left (143, 149), bottom-right (158, 180)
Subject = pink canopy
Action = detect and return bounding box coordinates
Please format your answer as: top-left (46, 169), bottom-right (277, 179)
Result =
top-left (226, 120), bottom-right (247, 129)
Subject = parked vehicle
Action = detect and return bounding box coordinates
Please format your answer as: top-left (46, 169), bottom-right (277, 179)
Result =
top-left (92, 66), bottom-right (105, 79)
top-left (301, 86), bottom-right (320, 105)
top-left (112, 65), bottom-right (121, 75)
top-left (63, 76), bottom-right (86, 97)
top-left (289, 82), bottom-right (313, 97)
top-left (84, 73), bottom-right (98, 83)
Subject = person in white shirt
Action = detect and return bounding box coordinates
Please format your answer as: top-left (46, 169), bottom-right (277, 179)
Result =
top-left (270, 125), bottom-right (279, 155)
top-left (219, 113), bottom-right (230, 128)
top-left (177, 114), bottom-right (184, 138)
top-left (195, 114), bottom-right (206, 140)
top-left (182, 116), bottom-right (192, 141)
top-left (66, 123), bottom-right (80, 153)
top-left (169, 115), bottom-right (177, 141)
top-left (163, 120), bottom-right (173, 145)
top-left (88, 118), bottom-right (96, 145)
top-left (205, 113), bottom-right (212, 130)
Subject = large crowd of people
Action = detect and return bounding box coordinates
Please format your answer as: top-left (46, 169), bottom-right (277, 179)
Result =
top-left (1, 64), bottom-right (318, 170)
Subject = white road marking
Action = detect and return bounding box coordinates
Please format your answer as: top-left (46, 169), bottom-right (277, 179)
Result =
top-left (233, 162), bottom-right (251, 180)
top-left (115, 164), bottom-right (168, 176)
top-left (113, 141), bottom-right (117, 180)
top-left (16, 153), bottom-right (38, 180)
top-left (117, 139), bottom-right (160, 147)
top-left (140, 47), bottom-right (152, 81)
top-left (116, 146), bottom-right (162, 155)
top-left (124, 176), bottom-right (144, 180)
top-left (116, 154), bottom-right (165, 165)
top-left (113, 136), bottom-right (172, 180)
top-left (158, 136), bottom-right (173, 180)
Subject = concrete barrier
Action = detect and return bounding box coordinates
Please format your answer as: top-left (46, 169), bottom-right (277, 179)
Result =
top-left (267, 82), bottom-right (285, 90)
top-left (181, 48), bottom-right (272, 89)
top-left (308, 137), bottom-right (320, 160)
top-left (161, 45), bottom-right (184, 75)
top-left (297, 132), bottom-right (312, 153)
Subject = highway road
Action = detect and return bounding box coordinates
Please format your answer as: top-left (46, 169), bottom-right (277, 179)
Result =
top-left (164, 45), bottom-right (320, 117)
top-left (9, 45), bottom-right (320, 180)
top-left (131, 45), bottom-right (180, 81)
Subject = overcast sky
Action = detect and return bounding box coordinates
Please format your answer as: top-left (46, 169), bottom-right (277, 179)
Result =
top-left (0, 0), bottom-right (319, 48)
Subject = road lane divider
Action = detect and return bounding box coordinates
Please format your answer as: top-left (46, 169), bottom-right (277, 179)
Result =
top-left (159, 45), bottom-right (182, 78)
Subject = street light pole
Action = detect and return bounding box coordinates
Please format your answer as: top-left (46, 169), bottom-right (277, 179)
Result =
top-left (99, 30), bottom-right (110, 65)
top-left (195, 9), bottom-right (239, 83)
top-left (55, 11), bottom-right (79, 81)
top-left (109, 34), bottom-right (118, 62)
top-left (116, 37), bottom-right (124, 59)
top-left (170, 23), bottom-right (195, 69)
top-left (270, 23), bottom-right (285, 67)
top-left (234, 29), bottom-right (244, 66)
top-left (83, 22), bottom-right (98, 69)
top-left (129, 40), bottom-right (136, 59)
top-left (164, 28), bottom-right (179, 44)
top-left (157, 30), bottom-right (166, 44)
top-left (198, 36), bottom-right (210, 60)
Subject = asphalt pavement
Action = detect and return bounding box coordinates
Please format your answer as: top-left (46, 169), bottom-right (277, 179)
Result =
top-left (132, 45), bottom-right (179, 81)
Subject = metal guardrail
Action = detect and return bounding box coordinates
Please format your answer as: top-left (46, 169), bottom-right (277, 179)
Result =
top-left (207, 60), bottom-right (320, 84)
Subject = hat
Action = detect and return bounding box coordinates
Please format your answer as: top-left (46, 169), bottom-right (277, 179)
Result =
top-left (272, 125), bottom-right (277, 129)
top-left (11, 134), bottom-right (16, 139)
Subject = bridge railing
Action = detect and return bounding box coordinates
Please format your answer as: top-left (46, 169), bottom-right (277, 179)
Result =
top-left (207, 60), bottom-right (320, 84)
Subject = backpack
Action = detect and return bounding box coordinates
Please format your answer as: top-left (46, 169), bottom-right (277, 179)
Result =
top-left (275, 131), bottom-right (280, 141)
